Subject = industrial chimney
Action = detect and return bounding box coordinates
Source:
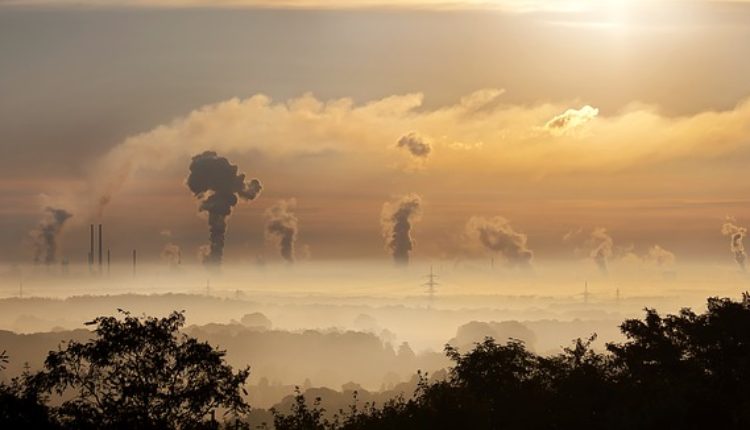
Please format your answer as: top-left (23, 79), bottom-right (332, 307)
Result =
top-left (132, 249), bottom-right (137, 276)
top-left (98, 224), bottom-right (103, 272)
top-left (89, 224), bottom-right (94, 271)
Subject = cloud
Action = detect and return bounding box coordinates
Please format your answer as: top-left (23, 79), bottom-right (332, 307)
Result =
top-left (465, 216), bottom-right (533, 268)
top-left (87, 90), bottom-right (750, 217)
top-left (5, 0), bottom-right (739, 14)
top-left (381, 194), bottom-right (422, 265)
top-left (265, 198), bottom-right (299, 263)
top-left (396, 132), bottom-right (431, 158)
top-left (0, 0), bottom-right (605, 12)
top-left (544, 105), bottom-right (599, 134)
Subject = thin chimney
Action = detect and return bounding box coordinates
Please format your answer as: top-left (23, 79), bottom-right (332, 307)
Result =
top-left (132, 249), bottom-right (137, 276)
top-left (98, 224), bottom-right (103, 271)
top-left (89, 224), bottom-right (94, 269)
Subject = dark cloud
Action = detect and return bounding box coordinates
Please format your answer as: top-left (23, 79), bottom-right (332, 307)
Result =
top-left (187, 151), bottom-right (262, 266)
top-left (31, 207), bottom-right (73, 265)
top-left (381, 194), bottom-right (422, 265)
top-left (396, 132), bottom-right (431, 158)
top-left (722, 218), bottom-right (747, 271)
top-left (265, 199), bottom-right (299, 263)
top-left (466, 216), bottom-right (533, 268)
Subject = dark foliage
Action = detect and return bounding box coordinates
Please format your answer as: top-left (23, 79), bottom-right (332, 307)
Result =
top-left (1, 311), bottom-right (250, 430)
top-left (273, 294), bottom-right (750, 430)
top-left (4, 294), bottom-right (750, 429)
top-left (0, 349), bottom-right (59, 429)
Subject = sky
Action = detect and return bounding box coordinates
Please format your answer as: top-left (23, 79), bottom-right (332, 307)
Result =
top-left (1, 0), bottom-right (749, 268)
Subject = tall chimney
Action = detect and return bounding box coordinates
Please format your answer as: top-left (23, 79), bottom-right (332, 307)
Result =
top-left (89, 224), bottom-right (94, 270)
top-left (132, 249), bottom-right (137, 276)
top-left (98, 224), bottom-right (103, 271)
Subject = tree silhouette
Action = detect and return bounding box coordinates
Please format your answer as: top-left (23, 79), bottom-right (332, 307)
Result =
top-left (30, 310), bottom-right (250, 430)
top-left (4, 294), bottom-right (750, 429)
top-left (608, 293), bottom-right (750, 428)
top-left (272, 387), bottom-right (330, 430)
top-left (272, 294), bottom-right (750, 430)
top-left (0, 350), bottom-right (59, 429)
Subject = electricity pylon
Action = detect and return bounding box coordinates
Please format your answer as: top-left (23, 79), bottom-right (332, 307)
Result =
top-left (424, 265), bottom-right (439, 309)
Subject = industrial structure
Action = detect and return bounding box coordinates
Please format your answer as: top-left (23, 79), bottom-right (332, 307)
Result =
top-left (87, 224), bottom-right (112, 275)
top-left (424, 266), bottom-right (439, 309)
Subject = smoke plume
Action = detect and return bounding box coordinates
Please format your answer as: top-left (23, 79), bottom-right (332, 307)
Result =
top-left (187, 151), bottom-right (262, 265)
top-left (381, 194), bottom-right (422, 265)
top-left (31, 207), bottom-right (73, 265)
top-left (722, 218), bottom-right (747, 271)
top-left (396, 132), bottom-right (431, 158)
top-left (644, 245), bottom-right (676, 267)
top-left (161, 243), bottom-right (182, 266)
top-left (466, 216), bottom-right (533, 267)
top-left (589, 227), bottom-right (614, 274)
top-left (265, 199), bottom-right (299, 263)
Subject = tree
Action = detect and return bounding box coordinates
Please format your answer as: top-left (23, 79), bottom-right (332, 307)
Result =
top-left (30, 310), bottom-right (250, 430)
top-left (607, 293), bottom-right (750, 428)
top-left (270, 293), bottom-right (750, 430)
top-left (0, 350), bottom-right (59, 429)
top-left (272, 387), bottom-right (330, 430)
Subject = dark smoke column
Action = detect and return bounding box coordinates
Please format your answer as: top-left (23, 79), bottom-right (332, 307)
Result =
top-left (381, 194), bottom-right (422, 265)
top-left (187, 151), bottom-right (262, 266)
top-left (265, 199), bottom-right (299, 263)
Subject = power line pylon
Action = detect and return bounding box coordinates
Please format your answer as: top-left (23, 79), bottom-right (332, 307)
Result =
top-left (424, 265), bottom-right (439, 309)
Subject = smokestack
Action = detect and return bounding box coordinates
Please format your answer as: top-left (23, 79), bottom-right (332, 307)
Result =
top-left (89, 224), bottom-right (94, 271)
top-left (132, 249), bottom-right (137, 276)
top-left (98, 224), bottom-right (103, 271)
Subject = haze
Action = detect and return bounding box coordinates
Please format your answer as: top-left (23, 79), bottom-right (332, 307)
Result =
top-left (1, 0), bottom-right (750, 420)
